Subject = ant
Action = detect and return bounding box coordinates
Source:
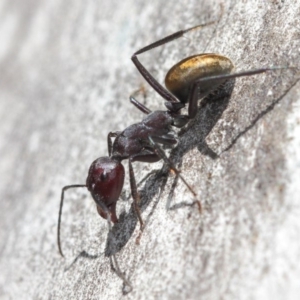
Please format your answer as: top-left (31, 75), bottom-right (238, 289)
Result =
top-left (57, 23), bottom-right (292, 292)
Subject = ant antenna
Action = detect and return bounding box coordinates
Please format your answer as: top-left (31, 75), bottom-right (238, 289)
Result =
top-left (58, 185), bottom-right (132, 291)
top-left (57, 184), bottom-right (87, 257)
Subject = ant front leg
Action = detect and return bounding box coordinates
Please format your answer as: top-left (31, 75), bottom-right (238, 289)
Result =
top-left (127, 148), bottom-right (164, 230)
top-left (128, 158), bottom-right (144, 230)
top-left (128, 150), bottom-right (164, 244)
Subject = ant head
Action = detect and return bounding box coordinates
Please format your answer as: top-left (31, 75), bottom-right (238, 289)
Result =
top-left (86, 157), bottom-right (125, 223)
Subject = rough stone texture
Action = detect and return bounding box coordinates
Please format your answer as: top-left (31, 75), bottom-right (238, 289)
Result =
top-left (0, 0), bottom-right (300, 299)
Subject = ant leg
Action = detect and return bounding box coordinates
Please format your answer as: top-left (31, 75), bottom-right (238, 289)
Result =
top-left (108, 131), bottom-right (121, 156)
top-left (128, 151), bottom-right (161, 244)
top-left (129, 87), bottom-right (151, 115)
top-left (131, 23), bottom-right (215, 104)
top-left (128, 158), bottom-right (144, 230)
top-left (186, 66), bottom-right (294, 119)
top-left (151, 135), bottom-right (178, 147)
top-left (123, 169), bottom-right (161, 204)
top-left (110, 254), bottom-right (133, 294)
top-left (130, 96), bottom-right (151, 115)
top-left (148, 136), bottom-right (202, 213)
top-left (58, 184), bottom-right (86, 257)
top-left (130, 149), bottom-right (160, 163)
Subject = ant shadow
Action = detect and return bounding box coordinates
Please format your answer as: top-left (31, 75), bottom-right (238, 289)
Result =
top-left (79, 75), bottom-right (299, 260)
top-left (103, 79), bottom-right (235, 257)
top-left (64, 250), bottom-right (101, 271)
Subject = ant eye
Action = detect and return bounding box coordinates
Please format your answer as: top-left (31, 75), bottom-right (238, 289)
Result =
top-left (100, 171), bottom-right (108, 181)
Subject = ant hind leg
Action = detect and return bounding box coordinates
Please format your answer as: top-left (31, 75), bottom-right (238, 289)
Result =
top-left (131, 22), bottom-right (218, 104)
top-left (129, 87), bottom-right (151, 115)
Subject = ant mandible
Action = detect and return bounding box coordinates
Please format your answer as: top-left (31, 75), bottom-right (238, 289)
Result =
top-left (57, 24), bottom-right (289, 258)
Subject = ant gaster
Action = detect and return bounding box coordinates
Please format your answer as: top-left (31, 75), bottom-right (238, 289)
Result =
top-left (57, 23), bottom-right (291, 291)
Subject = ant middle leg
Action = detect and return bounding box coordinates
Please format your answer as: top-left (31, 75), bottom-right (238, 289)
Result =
top-left (148, 136), bottom-right (202, 213)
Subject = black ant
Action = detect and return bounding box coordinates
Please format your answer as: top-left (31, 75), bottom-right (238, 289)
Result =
top-left (57, 23), bottom-right (292, 292)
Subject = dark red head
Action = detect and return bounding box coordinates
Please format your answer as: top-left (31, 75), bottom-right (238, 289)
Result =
top-left (86, 157), bottom-right (125, 223)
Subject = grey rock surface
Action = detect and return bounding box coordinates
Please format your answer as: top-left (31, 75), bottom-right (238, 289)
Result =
top-left (0, 0), bottom-right (300, 299)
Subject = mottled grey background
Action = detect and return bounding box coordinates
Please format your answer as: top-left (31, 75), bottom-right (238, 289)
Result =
top-left (0, 0), bottom-right (300, 299)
